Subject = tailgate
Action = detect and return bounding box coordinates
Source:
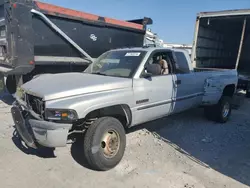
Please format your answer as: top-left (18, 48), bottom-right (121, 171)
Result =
top-left (0, 0), bottom-right (35, 74)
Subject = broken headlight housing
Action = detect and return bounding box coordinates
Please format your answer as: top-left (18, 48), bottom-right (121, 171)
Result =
top-left (45, 109), bottom-right (78, 121)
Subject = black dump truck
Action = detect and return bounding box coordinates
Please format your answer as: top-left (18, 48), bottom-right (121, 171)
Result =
top-left (0, 0), bottom-right (153, 94)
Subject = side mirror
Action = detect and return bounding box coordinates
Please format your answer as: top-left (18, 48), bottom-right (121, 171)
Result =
top-left (142, 72), bottom-right (152, 78)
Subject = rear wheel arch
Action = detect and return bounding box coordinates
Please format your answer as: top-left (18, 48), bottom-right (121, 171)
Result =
top-left (222, 84), bottom-right (236, 97)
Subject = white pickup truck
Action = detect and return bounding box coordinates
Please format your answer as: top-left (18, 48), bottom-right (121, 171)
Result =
top-left (11, 47), bottom-right (238, 171)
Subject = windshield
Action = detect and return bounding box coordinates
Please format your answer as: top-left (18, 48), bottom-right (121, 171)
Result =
top-left (85, 50), bottom-right (146, 78)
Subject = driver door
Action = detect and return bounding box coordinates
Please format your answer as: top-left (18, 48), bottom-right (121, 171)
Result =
top-left (132, 50), bottom-right (175, 125)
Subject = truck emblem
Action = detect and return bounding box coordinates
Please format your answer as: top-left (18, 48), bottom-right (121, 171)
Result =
top-left (90, 34), bottom-right (97, 41)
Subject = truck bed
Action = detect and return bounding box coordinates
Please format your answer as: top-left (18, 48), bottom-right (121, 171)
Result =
top-left (194, 68), bottom-right (233, 72)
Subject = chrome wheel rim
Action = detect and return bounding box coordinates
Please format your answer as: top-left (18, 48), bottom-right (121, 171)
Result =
top-left (222, 102), bottom-right (230, 118)
top-left (101, 130), bottom-right (120, 158)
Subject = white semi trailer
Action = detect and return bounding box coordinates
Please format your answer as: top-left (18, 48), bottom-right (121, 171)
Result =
top-left (191, 9), bottom-right (250, 97)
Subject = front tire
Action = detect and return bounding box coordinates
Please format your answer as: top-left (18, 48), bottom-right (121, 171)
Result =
top-left (84, 117), bottom-right (126, 171)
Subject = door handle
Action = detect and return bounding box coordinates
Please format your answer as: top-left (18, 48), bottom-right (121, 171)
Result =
top-left (175, 80), bottom-right (181, 85)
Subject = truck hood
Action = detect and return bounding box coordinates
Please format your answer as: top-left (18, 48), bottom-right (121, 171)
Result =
top-left (21, 73), bottom-right (132, 101)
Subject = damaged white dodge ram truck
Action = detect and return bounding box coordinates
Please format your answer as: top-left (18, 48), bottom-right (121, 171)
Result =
top-left (11, 47), bottom-right (238, 171)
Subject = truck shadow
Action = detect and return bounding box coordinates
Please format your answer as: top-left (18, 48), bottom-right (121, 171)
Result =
top-left (129, 96), bottom-right (250, 187)
top-left (12, 127), bottom-right (56, 158)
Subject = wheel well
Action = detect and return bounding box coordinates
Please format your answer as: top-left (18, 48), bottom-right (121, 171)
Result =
top-left (85, 104), bottom-right (132, 128)
top-left (223, 84), bottom-right (236, 97)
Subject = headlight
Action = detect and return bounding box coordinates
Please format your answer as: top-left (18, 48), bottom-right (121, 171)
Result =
top-left (45, 109), bottom-right (78, 121)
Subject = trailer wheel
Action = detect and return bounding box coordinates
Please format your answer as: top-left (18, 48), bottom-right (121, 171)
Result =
top-left (84, 117), bottom-right (126, 171)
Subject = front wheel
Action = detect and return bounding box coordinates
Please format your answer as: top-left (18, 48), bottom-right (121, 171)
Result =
top-left (84, 117), bottom-right (126, 171)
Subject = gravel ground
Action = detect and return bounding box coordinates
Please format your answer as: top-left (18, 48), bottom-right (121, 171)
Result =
top-left (0, 92), bottom-right (250, 188)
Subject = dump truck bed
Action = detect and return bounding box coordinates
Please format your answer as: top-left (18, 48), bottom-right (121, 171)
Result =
top-left (0, 0), bottom-right (151, 75)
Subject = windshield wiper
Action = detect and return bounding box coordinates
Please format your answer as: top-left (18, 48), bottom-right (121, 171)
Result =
top-left (92, 72), bottom-right (107, 76)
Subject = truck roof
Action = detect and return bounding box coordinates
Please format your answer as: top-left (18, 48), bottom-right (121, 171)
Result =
top-left (110, 47), bottom-right (188, 54)
top-left (198, 9), bottom-right (250, 18)
top-left (110, 47), bottom-right (169, 52)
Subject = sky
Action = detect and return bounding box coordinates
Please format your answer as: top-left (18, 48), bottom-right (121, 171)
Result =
top-left (41, 0), bottom-right (250, 44)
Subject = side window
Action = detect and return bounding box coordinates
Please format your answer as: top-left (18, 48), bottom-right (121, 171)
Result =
top-left (174, 52), bottom-right (190, 74)
top-left (143, 52), bottom-right (174, 76)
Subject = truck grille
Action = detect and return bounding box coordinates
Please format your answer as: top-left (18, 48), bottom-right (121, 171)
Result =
top-left (26, 94), bottom-right (44, 116)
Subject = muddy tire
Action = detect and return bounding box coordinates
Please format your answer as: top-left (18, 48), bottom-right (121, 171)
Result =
top-left (84, 117), bottom-right (126, 171)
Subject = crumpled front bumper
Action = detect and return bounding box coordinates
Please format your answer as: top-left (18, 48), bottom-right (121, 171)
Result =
top-left (11, 101), bottom-right (72, 148)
